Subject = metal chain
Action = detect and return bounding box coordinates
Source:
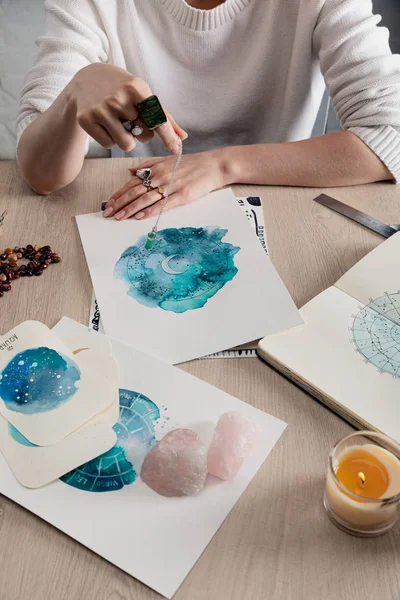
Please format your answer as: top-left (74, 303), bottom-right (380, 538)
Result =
top-left (152, 138), bottom-right (183, 234)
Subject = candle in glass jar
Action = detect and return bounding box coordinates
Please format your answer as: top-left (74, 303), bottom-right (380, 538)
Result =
top-left (324, 434), bottom-right (400, 537)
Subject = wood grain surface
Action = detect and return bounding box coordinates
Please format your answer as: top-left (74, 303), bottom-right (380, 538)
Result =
top-left (0, 159), bottom-right (399, 600)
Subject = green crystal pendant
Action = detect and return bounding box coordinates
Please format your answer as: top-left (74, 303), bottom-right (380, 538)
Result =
top-left (137, 96), bottom-right (167, 130)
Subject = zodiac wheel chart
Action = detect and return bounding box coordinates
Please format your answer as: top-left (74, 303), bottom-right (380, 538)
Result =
top-left (351, 292), bottom-right (400, 377)
top-left (61, 389), bottom-right (160, 492)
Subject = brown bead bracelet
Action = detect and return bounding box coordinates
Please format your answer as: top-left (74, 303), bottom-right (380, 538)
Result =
top-left (0, 244), bottom-right (61, 298)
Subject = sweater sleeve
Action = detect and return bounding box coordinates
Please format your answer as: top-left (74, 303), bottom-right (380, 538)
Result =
top-left (313, 0), bottom-right (400, 182)
top-left (16, 0), bottom-right (109, 154)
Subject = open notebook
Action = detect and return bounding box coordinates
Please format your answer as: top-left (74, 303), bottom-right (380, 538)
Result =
top-left (258, 233), bottom-right (400, 442)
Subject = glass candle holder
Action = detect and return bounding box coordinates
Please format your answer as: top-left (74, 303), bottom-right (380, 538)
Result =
top-left (324, 431), bottom-right (400, 537)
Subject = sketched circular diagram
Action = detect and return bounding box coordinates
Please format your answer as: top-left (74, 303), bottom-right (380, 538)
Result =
top-left (114, 227), bottom-right (240, 313)
top-left (352, 292), bottom-right (400, 377)
top-left (61, 389), bottom-right (160, 492)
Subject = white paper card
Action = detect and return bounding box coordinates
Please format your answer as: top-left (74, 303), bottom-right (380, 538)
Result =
top-left (53, 316), bottom-right (112, 356)
top-left (0, 320), bottom-right (287, 599)
top-left (54, 318), bottom-right (120, 428)
top-left (0, 322), bottom-right (118, 445)
top-left (89, 196), bottom-right (268, 359)
top-left (0, 416), bottom-right (116, 489)
top-left (77, 188), bottom-right (302, 363)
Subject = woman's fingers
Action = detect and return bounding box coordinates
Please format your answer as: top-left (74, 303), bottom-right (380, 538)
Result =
top-left (104, 181), bottom-right (143, 216)
top-left (135, 192), bottom-right (187, 220)
top-left (114, 189), bottom-right (165, 221)
top-left (134, 121), bottom-right (154, 145)
top-left (79, 122), bottom-right (115, 149)
top-left (94, 108), bottom-right (137, 152)
top-left (166, 110), bottom-right (188, 141)
top-left (124, 82), bottom-right (182, 154)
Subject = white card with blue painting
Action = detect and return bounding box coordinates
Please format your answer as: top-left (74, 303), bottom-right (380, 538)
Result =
top-left (55, 316), bottom-right (119, 427)
top-left (0, 319), bottom-right (119, 488)
top-left (0, 321), bottom-right (118, 445)
top-left (52, 315), bottom-right (112, 356)
top-left (0, 317), bottom-right (287, 599)
top-left (0, 416), bottom-right (117, 489)
top-left (77, 188), bottom-right (302, 363)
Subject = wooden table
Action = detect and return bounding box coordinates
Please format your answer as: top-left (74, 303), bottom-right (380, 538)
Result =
top-left (0, 159), bottom-right (399, 600)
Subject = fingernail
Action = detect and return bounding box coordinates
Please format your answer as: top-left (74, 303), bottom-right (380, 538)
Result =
top-left (135, 211), bottom-right (145, 220)
top-left (114, 210), bottom-right (126, 220)
top-left (103, 207), bottom-right (113, 218)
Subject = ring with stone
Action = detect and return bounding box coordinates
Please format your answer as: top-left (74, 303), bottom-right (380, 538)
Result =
top-left (122, 120), bottom-right (144, 136)
top-left (136, 95), bottom-right (167, 130)
top-left (136, 168), bottom-right (152, 181)
top-left (142, 179), bottom-right (154, 192)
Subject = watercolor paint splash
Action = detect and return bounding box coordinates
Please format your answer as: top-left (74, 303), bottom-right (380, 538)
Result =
top-left (0, 348), bottom-right (81, 414)
top-left (114, 227), bottom-right (240, 313)
top-left (8, 423), bottom-right (37, 447)
top-left (61, 389), bottom-right (160, 492)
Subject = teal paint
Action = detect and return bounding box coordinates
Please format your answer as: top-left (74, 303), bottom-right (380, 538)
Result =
top-left (0, 348), bottom-right (81, 414)
top-left (114, 227), bottom-right (240, 313)
top-left (8, 423), bottom-right (37, 447)
top-left (61, 389), bottom-right (160, 493)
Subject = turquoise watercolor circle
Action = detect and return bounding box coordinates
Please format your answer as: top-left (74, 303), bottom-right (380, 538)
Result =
top-left (352, 293), bottom-right (400, 377)
top-left (0, 347), bottom-right (81, 414)
top-left (61, 389), bottom-right (160, 492)
top-left (114, 227), bottom-right (240, 313)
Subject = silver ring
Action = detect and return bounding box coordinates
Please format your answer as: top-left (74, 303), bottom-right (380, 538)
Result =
top-left (136, 168), bottom-right (152, 181)
top-left (142, 179), bottom-right (154, 191)
top-left (122, 121), bottom-right (144, 136)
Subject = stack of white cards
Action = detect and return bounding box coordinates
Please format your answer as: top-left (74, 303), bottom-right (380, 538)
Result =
top-left (0, 320), bottom-right (118, 488)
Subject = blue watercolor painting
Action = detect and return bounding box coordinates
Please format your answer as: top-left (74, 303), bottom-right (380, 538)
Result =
top-left (0, 348), bottom-right (81, 414)
top-left (61, 389), bottom-right (160, 492)
top-left (8, 423), bottom-right (37, 447)
top-left (114, 227), bottom-right (240, 313)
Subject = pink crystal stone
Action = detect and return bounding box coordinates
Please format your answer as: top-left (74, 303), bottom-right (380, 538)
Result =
top-left (140, 429), bottom-right (207, 497)
top-left (207, 411), bottom-right (260, 480)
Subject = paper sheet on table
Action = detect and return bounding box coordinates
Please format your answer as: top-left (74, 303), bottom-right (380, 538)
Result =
top-left (0, 318), bottom-right (287, 599)
top-left (89, 196), bottom-right (268, 358)
top-left (92, 196), bottom-right (269, 358)
top-left (0, 415), bottom-right (116, 489)
top-left (78, 189), bottom-right (301, 363)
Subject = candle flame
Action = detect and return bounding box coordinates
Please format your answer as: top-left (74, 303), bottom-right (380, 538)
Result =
top-left (358, 471), bottom-right (366, 486)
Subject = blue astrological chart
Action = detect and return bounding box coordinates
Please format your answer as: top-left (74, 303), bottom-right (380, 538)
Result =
top-left (0, 348), bottom-right (81, 414)
top-left (351, 292), bottom-right (400, 377)
top-left (114, 227), bottom-right (240, 313)
top-left (61, 389), bottom-right (161, 492)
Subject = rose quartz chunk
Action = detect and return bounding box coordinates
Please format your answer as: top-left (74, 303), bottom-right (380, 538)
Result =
top-left (207, 411), bottom-right (260, 480)
top-left (140, 429), bottom-right (207, 497)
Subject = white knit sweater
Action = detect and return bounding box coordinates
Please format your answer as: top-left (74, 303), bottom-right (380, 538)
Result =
top-left (17, 0), bottom-right (400, 181)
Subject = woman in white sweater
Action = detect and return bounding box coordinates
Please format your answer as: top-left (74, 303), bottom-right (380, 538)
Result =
top-left (17, 0), bottom-right (400, 221)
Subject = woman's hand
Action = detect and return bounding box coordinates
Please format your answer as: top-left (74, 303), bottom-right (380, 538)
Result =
top-left (68, 63), bottom-right (187, 154)
top-left (103, 149), bottom-right (233, 220)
